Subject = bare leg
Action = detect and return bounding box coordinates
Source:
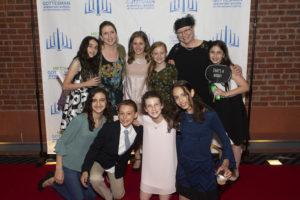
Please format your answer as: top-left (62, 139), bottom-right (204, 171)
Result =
top-left (159, 194), bottom-right (172, 200)
top-left (230, 144), bottom-right (242, 181)
top-left (179, 195), bottom-right (190, 200)
top-left (140, 190), bottom-right (152, 200)
top-left (132, 147), bottom-right (142, 171)
top-left (42, 177), bottom-right (55, 188)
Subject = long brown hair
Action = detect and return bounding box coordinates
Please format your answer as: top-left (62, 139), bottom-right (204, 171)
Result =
top-left (127, 31), bottom-right (151, 64)
top-left (82, 87), bottom-right (113, 131)
top-left (172, 80), bottom-right (210, 130)
top-left (141, 90), bottom-right (174, 132)
top-left (74, 36), bottom-right (100, 81)
top-left (98, 21), bottom-right (117, 46)
top-left (146, 41), bottom-right (167, 88)
top-left (208, 40), bottom-right (234, 92)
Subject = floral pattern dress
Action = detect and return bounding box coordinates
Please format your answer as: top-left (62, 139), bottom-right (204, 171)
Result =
top-left (149, 64), bottom-right (177, 103)
top-left (99, 56), bottom-right (124, 114)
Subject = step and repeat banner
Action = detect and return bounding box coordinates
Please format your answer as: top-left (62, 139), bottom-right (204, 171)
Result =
top-left (36, 0), bottom-right (251, 153)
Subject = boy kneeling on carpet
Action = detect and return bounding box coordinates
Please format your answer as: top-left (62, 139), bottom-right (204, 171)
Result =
top-left (81, 99), bottom-right (143, 200)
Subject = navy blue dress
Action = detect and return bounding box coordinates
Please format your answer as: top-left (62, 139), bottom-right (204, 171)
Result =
top-left (176, 110), bottom-right (236, 200)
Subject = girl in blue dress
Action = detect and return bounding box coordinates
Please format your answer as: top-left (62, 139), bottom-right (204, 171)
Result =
top-left (172, 80), bottom-right (236, 200)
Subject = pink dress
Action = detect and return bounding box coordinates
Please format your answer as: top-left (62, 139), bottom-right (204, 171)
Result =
top-left (140, 115), bottom-right (177, 195)
top-left (123, 57), bottom-right (149, 112)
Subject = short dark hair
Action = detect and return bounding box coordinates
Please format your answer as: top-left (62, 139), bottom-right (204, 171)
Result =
top-left (118, 99), bottom-right (138, 113)
top-left (174, 14), bottom-right (195, 32)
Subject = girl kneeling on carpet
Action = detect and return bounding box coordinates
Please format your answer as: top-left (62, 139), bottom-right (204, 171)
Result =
top-left (139, 90), bottom-right (177, 200)
top-left (38, 87), bottom-right (113, 200)
top-left (172, 80), bottom-right (236, 200)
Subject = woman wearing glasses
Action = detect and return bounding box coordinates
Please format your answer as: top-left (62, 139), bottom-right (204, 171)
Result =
top-left (167, 14), bottom-right (241, 107)
top-left (167, 14), bottom-right (213, 106)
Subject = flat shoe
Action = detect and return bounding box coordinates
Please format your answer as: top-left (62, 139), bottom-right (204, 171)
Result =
top-left (38, 170), bottom-right (54, 191)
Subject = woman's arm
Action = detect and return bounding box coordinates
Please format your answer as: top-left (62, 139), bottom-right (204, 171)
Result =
top-left (62, 59), bottom-right (100, 91)
top-left (214, 66), bottom-right (249, 98)
top-left (54, 155), bottom-right (64, 184)
top-left (211, 112), bottom-right (236, 170)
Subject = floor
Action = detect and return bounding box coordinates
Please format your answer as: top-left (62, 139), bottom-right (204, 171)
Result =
top-left (0, 152), bottom-right (299, 165)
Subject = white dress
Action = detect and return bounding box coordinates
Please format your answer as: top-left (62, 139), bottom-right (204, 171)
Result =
top-left (140, 115), bottom-right (177, 195)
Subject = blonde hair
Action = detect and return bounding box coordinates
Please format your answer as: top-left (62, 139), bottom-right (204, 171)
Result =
top-left (146, 41), bottom-right (167, 88)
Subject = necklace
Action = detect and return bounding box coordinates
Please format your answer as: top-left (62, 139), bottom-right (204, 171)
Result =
top-left (134, 57), bottom-right (145, 64)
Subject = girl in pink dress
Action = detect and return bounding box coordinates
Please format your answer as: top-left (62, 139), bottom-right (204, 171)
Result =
top-left (139, 91), bottom-right (177, 200)
top-left (123, 31), bottom-right (151, 171)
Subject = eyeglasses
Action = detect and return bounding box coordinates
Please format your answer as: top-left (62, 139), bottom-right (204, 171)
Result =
top-left (176, 27), bottom-right (192, 36)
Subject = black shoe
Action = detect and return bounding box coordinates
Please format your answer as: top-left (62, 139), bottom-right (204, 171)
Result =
top-left (132, 159), bottom-right (141, 173)
top-left (38, 170), bottom-right (54, 191)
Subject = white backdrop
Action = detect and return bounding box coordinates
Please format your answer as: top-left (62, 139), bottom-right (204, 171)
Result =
top-left (36, 0), bottom-right (251, 154)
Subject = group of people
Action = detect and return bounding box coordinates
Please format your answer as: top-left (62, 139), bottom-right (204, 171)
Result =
top-left (38, 14), bottom-right (249, 200)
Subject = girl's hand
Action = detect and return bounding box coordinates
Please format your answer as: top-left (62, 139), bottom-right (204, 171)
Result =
top-left (232, 65), bottom-right (242, 76)
top-left (216, 159), bottom-right (232, 179)
top-left (81, 171), bottom-right (89, 188)
top-left (216, 166), bottom-right (232, 179)
top-left (168, 59), bottom-right (175, 65)
top-left (54, 168), bottom-right (64, 185)
top-left (85, 77), bottom-right (100, 87)
top-left (214, 88), bottom-right (227, 97)
top-left (133, 119), bottom-right (141, 126)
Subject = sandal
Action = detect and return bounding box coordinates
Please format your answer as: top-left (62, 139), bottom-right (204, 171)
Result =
top-left (132, 158), bottom-right (142, 173)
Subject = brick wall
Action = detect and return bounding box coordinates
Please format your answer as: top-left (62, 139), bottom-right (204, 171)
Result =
top-left (247, 0), bottom-right (300, 108)
top-left (0, 0), bottom-right (299, 143)
top-left (0, 0), bottom-right (43, 111)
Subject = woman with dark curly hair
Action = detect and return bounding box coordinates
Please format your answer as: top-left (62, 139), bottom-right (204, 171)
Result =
top-left (60, 36), bottom-right (101, 131)
top-left (38, 87), bottom-right (113, 200)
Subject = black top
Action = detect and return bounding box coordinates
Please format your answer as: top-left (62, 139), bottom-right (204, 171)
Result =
top-left (167, 41), bottom-right (213, 106)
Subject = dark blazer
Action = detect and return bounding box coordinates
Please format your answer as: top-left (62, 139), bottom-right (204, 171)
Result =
top-left (81, 120), bottom-right (143, 179)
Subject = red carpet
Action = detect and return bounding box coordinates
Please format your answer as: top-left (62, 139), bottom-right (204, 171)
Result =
top-left (1, 164), bottom-right (299, 200)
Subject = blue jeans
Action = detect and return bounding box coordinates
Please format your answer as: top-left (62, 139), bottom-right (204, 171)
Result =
top-left (53, 166), bottom-right (97, 200)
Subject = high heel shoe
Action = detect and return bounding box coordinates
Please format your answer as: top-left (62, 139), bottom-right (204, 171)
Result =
top-left (38, 170), bottom-right (54, 191)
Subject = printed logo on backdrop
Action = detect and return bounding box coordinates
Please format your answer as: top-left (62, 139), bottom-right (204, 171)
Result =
top-left (85, 0), bottom-right (112, 15)
top-left (170, 0), bottom-right (198, 13)
top-left (51, 102), bottom-right (61, 115)
top-left (212, 0), bottom-right (243, 8)
top-left (46, 28), bottom-right (72, 51)
top-left (139, 27), bottom-right (155, 45)
top-left (52, 131), bottom-right (62, 141)
top-left (212, 25), bottom-right (239, 47)
top-left (47, 66), bottom-right (68, 80)
top-left (42, 0), bottom-right (71, 11)
top-left (126, 0), bottom-right (155, 10)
